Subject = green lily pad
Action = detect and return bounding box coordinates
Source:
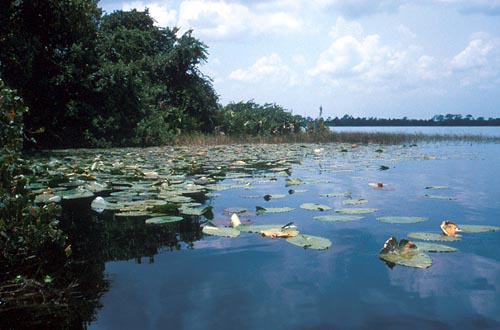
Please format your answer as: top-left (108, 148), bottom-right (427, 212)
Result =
top-left (237, 224), bottom-right (287, 233)
top-left (285, 178), bottom-right (303, 187)
top-left (407, 232), bottom-right (461, 241)
top-left (59, 188), bottom-right (94, 200)
top-left (180, 205), bottom-right (213, 217)
top-left (425, 186), bottom-right (450, 189)
top-left (223, 206), bottom-right (248, 214)
top-left (458, 224), bottom-right (500, 233)
top-left (286, 234), bottom-right (332, 250)
top-left (424, 194), bottom-right (457, 200)
top-left (114, 211), bottom-right (149, 217)
top-left (34, 193), bottom-right (62, 204)
top-left (342, 198), bottom-right (368, 205)
top-left (377, 216), bottom-right (428, 224)
top-left (379, 236), bottom-right (432, 269)
top-left (300, 203), bottom-right (331, 211)
top-left (145, 216), bottom-right (184, 224)
top-left (202, 224), bottom-right (240, 238)
top-left (256, 206), bottom-right (295, 214)
top-left (335, 208), bottom-right (378, 214)
top-left (414, 242), bottom-right (458, 252)
top-left (313, 214), bottom-right (364, 222)
top-left (320, 191), bottom-right (352, 198)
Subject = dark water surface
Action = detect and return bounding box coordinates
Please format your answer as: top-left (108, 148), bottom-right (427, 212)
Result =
top-left (86, 142), bottom-right (500, 330)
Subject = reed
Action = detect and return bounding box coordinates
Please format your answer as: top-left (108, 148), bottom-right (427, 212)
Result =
top-left (172, 131), bottom-right (499, 146)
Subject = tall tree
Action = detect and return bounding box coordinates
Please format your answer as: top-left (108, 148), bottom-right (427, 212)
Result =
top-left (0, 0), bottom-right (101, 148)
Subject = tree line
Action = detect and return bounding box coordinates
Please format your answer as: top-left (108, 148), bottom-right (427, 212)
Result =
top-left (324, 114), bottom-right (500, 127)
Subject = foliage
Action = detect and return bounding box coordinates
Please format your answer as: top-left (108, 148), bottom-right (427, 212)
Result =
top-left (0, 0), bottom-right (102, 148)
top-left (216, 101), bottom-right (305, 136)
top-left (0, 80), bottom-right (69, 312)
top-left (1, 5), bottom-right (218, 148)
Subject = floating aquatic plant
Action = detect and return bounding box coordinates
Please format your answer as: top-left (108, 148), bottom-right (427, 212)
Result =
top-left (300, 203), bottom-right (331, 211)
top-left (256, 206), bottom-right (295, 214)
top-left (377, 216), bottom-right (428, 224)
top-left (313, 214), bottom-right (364, 222)
top-left (457, 224), bottom-right (500, 233)
top-left (145, 216), bottom-right (184, 224)
top-left (286, 234), bottom-right (332, 250)
top-left (202, 223), bottom-right (240, 238)
top-left (379, 236), bottom-right (432, 269)
top-left (335, 208), bottom-right (378, 214)
top-left (407, 232), bottom-right (461, 242)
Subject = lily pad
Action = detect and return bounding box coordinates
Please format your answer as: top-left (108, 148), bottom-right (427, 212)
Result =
top-left (335, 208), bottom-right (378, 214)
top-left (379, 236), bottom-right (432, 269)
top-left (424, 194), bottom-right (457, 200)
top-left (285, 178), bottom-right (303, 187)
top-left (300, 203), bottom-right (331, 211)
top-left (237, 224), bottom-right (287, 233)
top-left (377, 216), bottom-right (428, 224)
top-left (319, 191), bottom-right (352, 198)
top-left (407, 232), bottom-right (461, 241)
top-left (256, 206), bottom-right (295, 214)
top-left (458, 224), bottom-right (500, 233)
top-left (202, 224), bottom-right (240, 238)
top-left (342, 198), bottom-right (368, 205)
top-left (414, 242), bottom-right (458, 252)
top-left (59, 188), bottom-right (94, 200)
top-left (260, 225), bottom-right (300, 238)
top-left (313, 214), bottom-right (364, 222)
top-left (286, 234), bottom-right (332, 250)
top-left (223, 206), bottom-right (248, 214)
top-left (145, 216), bottom-right (184, 224)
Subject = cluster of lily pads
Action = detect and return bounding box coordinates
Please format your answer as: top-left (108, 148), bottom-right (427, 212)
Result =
top-left (24, 143), bottom-right (499, 262)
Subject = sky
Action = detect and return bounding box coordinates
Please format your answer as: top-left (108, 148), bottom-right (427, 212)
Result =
top-left (98, 0), bottom-right (500, 119)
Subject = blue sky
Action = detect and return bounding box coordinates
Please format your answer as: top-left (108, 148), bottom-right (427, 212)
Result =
top-left (99, 0), bottom-right (500, 119)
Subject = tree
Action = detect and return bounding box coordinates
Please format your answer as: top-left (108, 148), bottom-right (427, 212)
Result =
top-left (0, 0), bottom-right (102, 148)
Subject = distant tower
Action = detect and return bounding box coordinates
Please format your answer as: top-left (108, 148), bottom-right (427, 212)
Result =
top-left (319, 105), bottom-right (323, 119)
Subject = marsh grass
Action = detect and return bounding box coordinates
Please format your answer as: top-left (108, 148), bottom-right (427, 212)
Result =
top-left (173, 131), bottom-right (499, 146)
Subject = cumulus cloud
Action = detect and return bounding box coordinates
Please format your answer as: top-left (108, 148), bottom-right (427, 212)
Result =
top-left (122, 1), bottom-right (177, 27)
top-left (229, 53), bottom-right (297, 85)
top-left (309, 18), bottom-right (417, 90)
top-left (450, 33), bottom-right (495, 70)
top-left (177, 0), bottom-right (303, 40)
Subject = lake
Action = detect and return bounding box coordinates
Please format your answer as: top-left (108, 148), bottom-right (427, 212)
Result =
top-left (329, 126), bottom-right (500, 137)
top-left (82, 141), bottom-right (500, 330)
top-left (4, 137), bottom-right (500, 329)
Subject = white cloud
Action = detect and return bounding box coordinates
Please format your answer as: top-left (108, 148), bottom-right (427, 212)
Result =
top-left (229, 53), bottom-right (297, 85)
top-left (329, 16), bottom-right (363, 39)
top-left (123, 1), bottom-right (177, 27)
top-left (451, 33), bottom-right (495, 70)
top-left (177, 0), bottom-right (303, 40)
top-left (436, 0), bottom-right (500, 16)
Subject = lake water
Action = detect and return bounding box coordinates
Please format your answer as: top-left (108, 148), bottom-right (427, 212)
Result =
top-left (329, 126), bottom-right (500, 137)
top-left (79, 141), bottom-right (500, 330)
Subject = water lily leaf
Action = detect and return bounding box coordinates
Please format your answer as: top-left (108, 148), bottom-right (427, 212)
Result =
top-left (59, 188), bottom-right (94, 200)
top-left (256, 206), bottom-right (295, 214)
top-left (202, 224), bottom-right (240, 238)
top-left (407, 232), bottom-right (461, 241)
top-left (335, 208), bottom-right (378, 214)
top-left (425, 186), bottom-right (450, 189)
top-left (313, 214), bottom-right (364, 222)
top-left (145, 216), bottom-right (184, 224)
top-left (342, 198), bottom-right (368, 205)
top-left (263, 194), bottom-right (287, 200)
top-left (379, 236), bottom-right (432, 269)
top-left (415, 242), bottom-right (458, 252)
top-left (300, 203), bottom-right (331, 211)
top-left (377, 216), bottom-right (428, 224)
top-left (320, 191), bottom-right (352, 198)
top-left (285, 178), bottom-right (303, 187)
top-left (223, 206), bottom-right (248, 214)
top-left (424, 194), bottom-right (457, 200)
top-left (260, 226), bottom-right (299, 238)
top-left (458, 224), bottom-right (500, 233)
top-left (237, 224), bottom-right (287, 233)
top-left (286, 234), bottom-right (332, 250)
top-left (115, 211), bottom-right (149, 217)
top-left (180, 205), bottom-right (214, 217)
top-left (35, 193), bottom-right (62, 204)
